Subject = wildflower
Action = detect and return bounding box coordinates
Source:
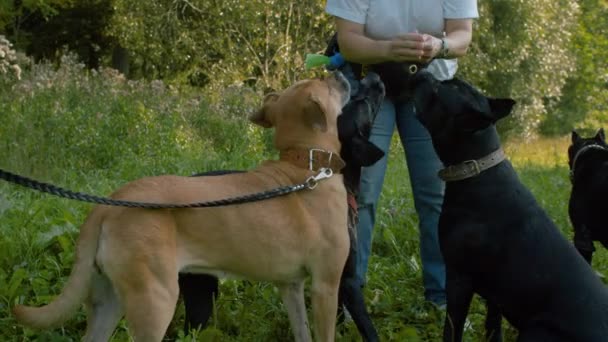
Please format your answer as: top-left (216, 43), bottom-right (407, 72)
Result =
top-left (10, 64), bottom-right (21, 80)
top-left (0, 35), bottom-right (24, 80)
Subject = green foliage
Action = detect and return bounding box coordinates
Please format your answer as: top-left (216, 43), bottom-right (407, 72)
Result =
top-left (0, 52), bottom-right (272, 179)
top-left (3, 0), bottom-right (607, 137)
top-left (1, 0), bottom-right (77, 44)
top-left (2, 0), bottom-right (115, 71)
top-left (108, 0), bottom-right (333, 89)
top-left (459, 0), bottom-right (580, 137)
top-left (540, 0), bottom-right (608, 135)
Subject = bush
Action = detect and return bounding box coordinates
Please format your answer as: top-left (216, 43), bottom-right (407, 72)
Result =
top-left (1, 52), bottom-right (273, 181)
top-left (0, 35), bottom-right (26, 81)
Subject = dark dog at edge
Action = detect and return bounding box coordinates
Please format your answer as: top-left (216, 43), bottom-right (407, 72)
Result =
top-left (568, 128), bottom-right (608, 264)
top-left (412, 71), bottom-right (608, 342)
top-left (178, 72), bottom-right (386, 341)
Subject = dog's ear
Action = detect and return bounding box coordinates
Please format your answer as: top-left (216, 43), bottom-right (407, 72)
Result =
top-left (488, 98), bottom-right (516, 122)
top-left (595, 128), bottom-right (605, 142)
top-left (571, 130), bottom-right (581, 144)
top-left (304, 94), bottom-right (328, 132)
top-left (249, 93), bottom-right (280, 128)
top-left (350, 137), bottom-right (385, 166)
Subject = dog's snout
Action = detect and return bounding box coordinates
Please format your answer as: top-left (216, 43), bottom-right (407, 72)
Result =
top-left (329, 70), bottom-right (351, 105)
top-left (333, 71), bottom-right (349, 88)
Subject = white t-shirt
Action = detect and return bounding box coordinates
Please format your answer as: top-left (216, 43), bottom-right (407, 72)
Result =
top-left (325, 0), bottom-right (479, 80)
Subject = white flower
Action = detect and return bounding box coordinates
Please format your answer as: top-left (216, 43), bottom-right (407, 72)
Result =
top-left (11, 64), bottom-right (21, 80)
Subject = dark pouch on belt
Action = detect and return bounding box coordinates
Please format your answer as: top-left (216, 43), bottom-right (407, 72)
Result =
top-left (370, 62), bottom-right (428, 101)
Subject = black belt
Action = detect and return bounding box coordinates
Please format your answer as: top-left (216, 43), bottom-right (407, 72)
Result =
top-left (368, 61), bottom-right (428, 101)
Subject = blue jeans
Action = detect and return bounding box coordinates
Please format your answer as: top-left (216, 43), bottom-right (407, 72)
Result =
top-left (356, 98), bottom-right (446, 305)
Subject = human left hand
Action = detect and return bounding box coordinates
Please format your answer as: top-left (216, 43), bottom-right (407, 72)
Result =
top-left (419, 34), bottom-right (443, 63)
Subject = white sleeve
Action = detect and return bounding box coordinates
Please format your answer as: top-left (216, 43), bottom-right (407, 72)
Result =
top-left (444, 0), bottom-right (479, 19)
top-left (325, 0), bottom-right (370, 25)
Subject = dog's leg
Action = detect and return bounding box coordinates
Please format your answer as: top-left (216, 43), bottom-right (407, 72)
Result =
top-left (339, 223), bottom-right (379, 342)
top-left (178, 273), bottom-right (219, 334)
top-left (104, 236), bottom-right (180, 340)
top-left (83, 272), bottom-right (123, 342)
top-left (573, 225), bottom-right (595, 264)
top-left (339, 276), bottom-right (378, 342)
top-left (570, 197), bottom-right (595, 264)
top-left (278, 281), bottom-right (312, 342)
top-left (484, 300), bottom-right (502, 342)
top-left (310, 267), bottom-right (342, 342)
top-left (443, 268), bottom-right (474, 342)
top-left (117, 268), bottom-right (179, 341)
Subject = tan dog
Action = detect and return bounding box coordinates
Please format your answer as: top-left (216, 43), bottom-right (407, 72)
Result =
top-left (13, 72), bottom-right (352, 342)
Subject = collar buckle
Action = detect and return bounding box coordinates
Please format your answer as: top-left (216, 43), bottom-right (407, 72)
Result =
top-left (462, 159), bottom-right (481, 177)
top-left (309, 148), bottom-right (333, 171)
top-left (438, 148), bottom-right (506, 182)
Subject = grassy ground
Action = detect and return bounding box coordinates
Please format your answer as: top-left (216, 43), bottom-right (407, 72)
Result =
top-left (1, 61), bottom-right (606, 341)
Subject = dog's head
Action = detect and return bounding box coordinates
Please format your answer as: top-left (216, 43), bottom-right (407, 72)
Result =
top-left (412, 71), bottom-right (516, 164)
top-left (249, 71), bottom-right (351, 153)
top-left (568, 128), bottom-right (607, 170)
top-left (338, 72), bottom-right (385, 167)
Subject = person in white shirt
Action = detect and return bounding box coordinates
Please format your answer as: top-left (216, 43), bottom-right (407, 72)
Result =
top-left (325, 0), bottom-right (479, 307)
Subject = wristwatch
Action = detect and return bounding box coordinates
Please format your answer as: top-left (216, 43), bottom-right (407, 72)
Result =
top-left (436, 38), bottom-right (450, 59)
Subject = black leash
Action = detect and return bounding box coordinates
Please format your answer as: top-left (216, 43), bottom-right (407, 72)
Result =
top-left (0, 168), bottom-right (333, 209)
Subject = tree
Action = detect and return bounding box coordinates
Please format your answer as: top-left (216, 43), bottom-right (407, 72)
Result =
top-left (108, 0), bottom-right (333, 88)
top-left (539, 0), bottom-right (608, 135)
top-left (1, 0), bottom-right (114, 69)
top-left (458, 0), bottom-right (580, 137)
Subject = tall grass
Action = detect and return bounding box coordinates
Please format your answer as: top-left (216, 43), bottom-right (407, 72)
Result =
top-left (0, 59), bottom-right (604, 341)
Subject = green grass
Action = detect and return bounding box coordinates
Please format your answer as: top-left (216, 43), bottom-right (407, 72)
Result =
top-left (1, 61), bottom-right (606, 341)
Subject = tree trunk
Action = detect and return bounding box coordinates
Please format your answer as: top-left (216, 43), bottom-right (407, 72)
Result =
top-left (111, 45), bottom-right (129, 77)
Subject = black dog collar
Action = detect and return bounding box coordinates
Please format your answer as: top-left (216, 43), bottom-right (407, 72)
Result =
top-left (439, 149), bottom-right (506, 182)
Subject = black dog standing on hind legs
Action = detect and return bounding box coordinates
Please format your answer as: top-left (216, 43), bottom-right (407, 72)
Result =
top-left (177, 72), bottom-right (386, 342)
top-left (411, 70), bottom-right (608, 342)
top-left (568, 128), bottom-right (608, 264)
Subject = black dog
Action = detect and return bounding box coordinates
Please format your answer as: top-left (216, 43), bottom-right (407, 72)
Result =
top-left (178, 72), bottom-right (386, 341)
top-left (568, 128), bottom-right (608, 264)
top-left (412, 71), bottom-right (608, 342)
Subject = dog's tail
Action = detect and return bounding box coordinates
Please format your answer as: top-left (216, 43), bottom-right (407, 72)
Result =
top-left (12, 207), bottom-right (104, 329)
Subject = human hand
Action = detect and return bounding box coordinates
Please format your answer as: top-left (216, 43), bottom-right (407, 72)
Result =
top-left (386, 33), bottom-right (442, 63)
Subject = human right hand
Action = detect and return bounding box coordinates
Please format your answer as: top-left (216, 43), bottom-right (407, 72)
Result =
top-left (385, 33), bottom-right (441, 63)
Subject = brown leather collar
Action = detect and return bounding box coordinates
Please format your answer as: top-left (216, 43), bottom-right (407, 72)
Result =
top-left (438, 148), bottom-right (506, 182)
top-left (280, 148), bottom-right (345, 174)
